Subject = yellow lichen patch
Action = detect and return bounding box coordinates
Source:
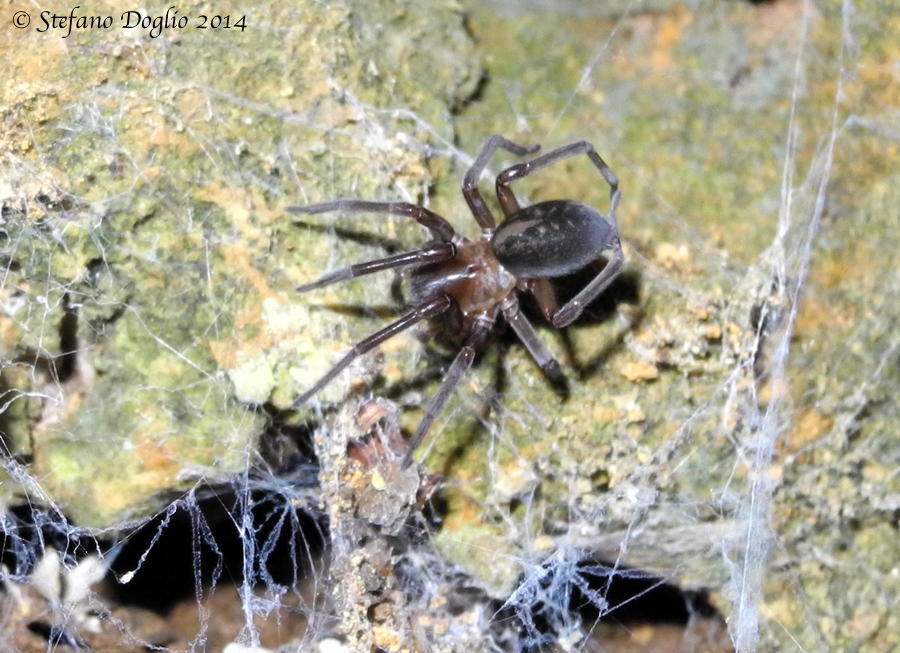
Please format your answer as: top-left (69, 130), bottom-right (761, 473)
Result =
top-left (31, 389), bottom-right (85, 439)
top-left (372, 625), bottom-right (401, 650)
top-left (702, 323), bottom-right (722, 341)
top-left (852, 22), bottom-right (900, 109)
top-left (207, 338), bottom-right (239, 369)
top-left (232, 302), bottom-right (264, 332)
top-left (5, 37), bottom-right (62, 81)
top-left (120, 109), bottom-right (198, 159)
top-left (811, 236), bottom-right (877, 292)
top-left (79, 439), bottom-right (179, 519)
top-left (146, 356), bottom-right (186, 386)
top-left (0, 315), bottom-right (22, 351)
top-left (147, 122), bottom-right (196, 151)
top-left (759, 597), bottom-right (801, 629)
top-left (381, 362), bottom-right (402, 383)
top-left (624, 404), bottom-right (646, 423)
top-left (723, 321), bottom-right (747, 353)
top-left (311, 95), bottom-right (368, 129)
top-left (861, 461), bottom-right (888, 483)
top-left (134, 437), bottom-right (177, 475)
top-left (441, 495), bottom-right (482, 532)
top-left (197, 182), bottom-right (267, 243)
top-left (785, 408), bottom-right (833, 452)
top-left (136, 166), bottom-right (162, 185)
top-left (795, 296), bottom-right (855, 338)
top-left (633, 324), bottom-right (660, 347)
top-left (253, 191), bottom-right (287, 227)
top-left (618, 359), bottom-right (659, 382)
top-left (494, 459), bottom-right (536, 499)
top-left (654, 242), bottom-right (691, 269)
top-left (592, 405), bottom-right (618, 422)
top-left (342, 468), bottom-right (365, 492)
top-left (745, 0), bottom-right (807, 49)
top-left (176, 87), bottom-right (213, 125)
top-left (2, 38), bottom-right (71, 120)
top-left (218, 243), bottom-right (281, 302)
top-left (89, 478), bottom-right (144, 517)
top-left (691, 304), bottom-right (712, 321)
top-left (813, 254), bottom-right (850, 290)
top-left (847, 607), bottom-right (882, 640)
top-left (650, 6), bottom-right (693, 73)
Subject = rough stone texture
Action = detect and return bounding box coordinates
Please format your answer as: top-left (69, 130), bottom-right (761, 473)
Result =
top-left (430, 2), bottom-right (897, 651)
top-left (1, 0), bottom-right (478, 527)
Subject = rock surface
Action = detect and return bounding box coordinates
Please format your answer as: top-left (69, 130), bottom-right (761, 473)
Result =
top-left (1, 1), bottom-right (896, 651)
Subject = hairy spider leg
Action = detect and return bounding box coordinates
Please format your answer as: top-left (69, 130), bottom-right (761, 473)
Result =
top-left (291, 295), bottom-right (453, 409)
top-left (286, 199), bottom-right (456, 242)
top-left (402, 317), bottom-right (494, 468)
top-left (463, 135), bottom-right (540, 231)
top-left (495, 140), bottom-right (624, 327)
top-left (296, 242), bottom-right (456, 293)
top-left (501, 296), bottom-right (564, 380)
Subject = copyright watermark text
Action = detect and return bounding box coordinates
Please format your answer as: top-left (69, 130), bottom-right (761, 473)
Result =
top-left (12, 6), bottom-right (246, 39)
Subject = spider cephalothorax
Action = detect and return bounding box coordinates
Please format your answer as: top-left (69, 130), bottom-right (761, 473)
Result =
top-left (288, 135), bottom-right (623, 466)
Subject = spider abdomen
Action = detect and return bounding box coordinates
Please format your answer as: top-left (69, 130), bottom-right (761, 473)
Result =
top-left (491, 200), bottom-right (616, 278)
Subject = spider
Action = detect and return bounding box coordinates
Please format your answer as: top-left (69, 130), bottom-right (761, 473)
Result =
top-left (287, 135), bottom-right (623, 466)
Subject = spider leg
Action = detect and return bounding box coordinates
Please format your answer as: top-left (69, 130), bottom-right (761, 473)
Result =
top-left (402, 317), bottom-right (494, 468)
top-left (291, 295), bottom-right (453, 409)
top-left (501, 296), bottom-right (563, 380)
top-left (523, 278), bottom-right (559, 324)
top-left (552, 247), bottom-right (625, 328)
top-left (297, 242), bottom-right (455, 293)
top-left (287, 199), bottom-right (456, 242)
top-left (495, 140), bottom-right (620, 224)
top-left (463, 135), bottom-right (541, 231)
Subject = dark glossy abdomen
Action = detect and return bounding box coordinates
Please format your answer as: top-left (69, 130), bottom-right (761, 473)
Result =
top-left (491, 200), bottom-right (615, 278)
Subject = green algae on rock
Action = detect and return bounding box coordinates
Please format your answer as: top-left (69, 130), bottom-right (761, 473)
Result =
top-left (1, 0), bottom-right (479, 528)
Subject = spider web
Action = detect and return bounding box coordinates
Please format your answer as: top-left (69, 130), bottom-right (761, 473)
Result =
top-left (2, 1), bottom-right (897, 652)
